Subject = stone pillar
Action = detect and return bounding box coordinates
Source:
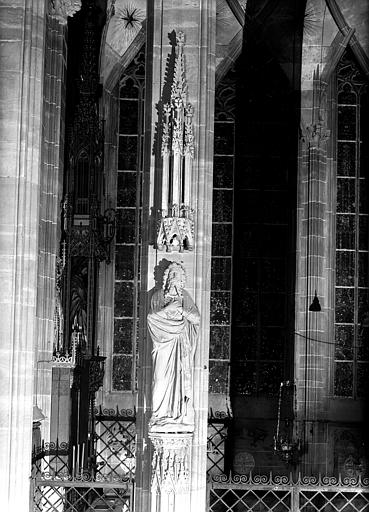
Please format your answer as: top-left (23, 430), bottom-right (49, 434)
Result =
top-left (295, 70), bottom-right (331, 475)
top-left (36, 10), bottom-right (70, 441)
top-left (136, 2), bottom-right (216, 511)
top-left (0, 0), bottom-right (48, 509)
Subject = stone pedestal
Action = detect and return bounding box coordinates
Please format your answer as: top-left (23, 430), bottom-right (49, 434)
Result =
top-left (150, 433), bottom-right (192, 512)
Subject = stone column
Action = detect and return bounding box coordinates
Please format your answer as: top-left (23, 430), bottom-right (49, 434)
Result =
top-left (36, 10), bottom-right (70, 442)
top-left (136, 2), bottom-right (216, 511)
top-left (295, 70), bottom-right (331, 475)
top-left (0, 0), bottom-right (48, 509)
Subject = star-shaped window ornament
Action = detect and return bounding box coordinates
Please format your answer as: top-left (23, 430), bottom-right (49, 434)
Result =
top-left (116, 3), bottom-right (144, 31)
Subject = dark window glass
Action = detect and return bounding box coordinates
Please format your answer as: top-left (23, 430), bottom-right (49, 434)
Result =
top-left (118, 136), bottom-right (138, 170)
top-left (212, 189), bottom-right (233, 222)
top-left (209, 326), bottom-right (231, 359)
top-left (335, 325), bottom-right (354, 360)
top-left (214, 122), bottom-right (234, 155)
top-left (115, 245), bottom-right (135, 280)
top-left (337, 142), bottom-right (356, 176)
top-left (212, 224), bottom-right (232, 256)
top-left (334, 362), bottom-right (353, 397)
top-left (336, 214), bottom-right (355, 249)
top-left (112, 356), bottom-right (132, 390)
top-left (209, 361), bottom-right (230, 394)
top-left (214, 156), bottom-right (234, 188)
top-left (338, 106), bottom-right (356, 140)
top-left (117, 172), bottom-right (137, 207)
top-left (114, 319), bottom-right (133, 354)
top-left (335, 288), bottom-right (354, 323)
top-left (211, 258), bottom-right (232, 290)
top-left (113, 50), bottom-right (145, 391)
top-left (119, 100), bottom-right (138, 134)
top-left (336, 251), bottom-right (355, 286)
top-left (337, 178), bottom-right (356, 212)
top-left (334, 51), bottom-right (369, 398)
top-left (210, 292), bottom-right (231, 325)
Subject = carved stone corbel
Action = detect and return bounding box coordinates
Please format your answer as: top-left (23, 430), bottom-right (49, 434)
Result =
top-left (49, 0), bottom-right (82, 24)
top-left (150, 433), bottom-right (192, 496)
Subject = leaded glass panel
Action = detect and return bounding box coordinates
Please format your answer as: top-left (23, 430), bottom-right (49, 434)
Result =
top-left (210, 70), bottom-right (236, 394)
top-left (113, 50), bottom-right (145, 391)
top-left (336, 214), bottom-right (355, 249)
top-left (209, 361), bottom-right (230, 394)
top-left (337, 106), bottom-right (356, 140)
top-left (334, 50), bottom-right (369, 398)
top-left (334, 362), bottom-right (353, 397)
top-left (337, 142), bottom-right (356, 176)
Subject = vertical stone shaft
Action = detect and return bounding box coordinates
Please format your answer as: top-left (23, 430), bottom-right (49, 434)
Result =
top-left (137, 1), bottom-right (216, 511)
top-left (296, 120), bottom-right (330, 474)
top-left (37, 13), bottom-right (69, 440)
top-left (0, 0), bottom-right (47, 509)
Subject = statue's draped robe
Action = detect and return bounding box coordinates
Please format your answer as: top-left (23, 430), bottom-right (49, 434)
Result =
top-left (148, 289), bottom-right (200, 428)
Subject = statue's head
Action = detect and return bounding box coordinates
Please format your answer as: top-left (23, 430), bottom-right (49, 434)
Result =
top-left (163, 262), bottom-right (186, 296)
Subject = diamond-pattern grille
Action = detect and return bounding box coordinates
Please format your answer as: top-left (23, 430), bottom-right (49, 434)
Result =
top-left (94, 407), bottom-right (136, 479)
top-left (33, 483), bottom-right (131, 512)
top-left (207, 411), bottom-right (231, 476)
top-left (210, 488), bottom-right (291, 512)
top-left (299, 490), bottom-right (369, 512)
top-left (208, 475), bottom-right (369, 512)
top-left (32, 442), bottom-right (70, 478)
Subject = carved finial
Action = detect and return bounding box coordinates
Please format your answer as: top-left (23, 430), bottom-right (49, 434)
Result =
top-left (177, 31), bottom-right (185, 47)
top-left (171, 31), bottom-right (187, 104)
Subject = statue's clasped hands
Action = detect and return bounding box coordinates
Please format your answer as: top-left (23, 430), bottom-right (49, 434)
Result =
top-left (164, 299), bottom-right (184, 317)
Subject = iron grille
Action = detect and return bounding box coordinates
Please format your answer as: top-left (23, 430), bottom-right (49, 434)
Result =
top-left (208, 474), bottom-right (369, 512)
top-left (94, 406), bottom-right (136, 480)
top-left (33, 480), bottom-right (132, 512)
top-left (32, 442), bottom-right (70, 478)
top-left (207, 410), bottom-right (231, 476)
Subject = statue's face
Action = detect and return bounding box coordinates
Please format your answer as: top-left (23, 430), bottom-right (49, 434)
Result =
top-left (167, 270), bottom-right (183, 291)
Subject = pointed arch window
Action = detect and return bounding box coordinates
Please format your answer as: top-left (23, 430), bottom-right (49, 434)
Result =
top-left (334, 50), bottom-right (369, 398)
top-left (113, 49), bottom-right (145, 391)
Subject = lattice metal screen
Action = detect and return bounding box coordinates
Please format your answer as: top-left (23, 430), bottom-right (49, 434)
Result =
top-left (210, 487), bottom-right (291, 512)
top-left (299, 489), bottom-right (369, 511)
top-left (208, 474), bottom-right (369, 512)
top-left (32, 442), bottom-right (70, 478)
top-left (94, 406), bottom-right (136, 479)
top-left (33, 482), bottom-right (132, 512)
top-left (207, 410), bottom-right (231, 476)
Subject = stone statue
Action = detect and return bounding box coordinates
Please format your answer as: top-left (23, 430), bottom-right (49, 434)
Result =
top-left (148, 262), bottom-right (200, 432)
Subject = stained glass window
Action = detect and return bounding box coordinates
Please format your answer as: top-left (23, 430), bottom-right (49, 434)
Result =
top-left (209, 67), bottom-right (236, 393)
top-left (113, 50), bottom-right (145, 391)
top-left (334, 50), bottom-right (369, 399)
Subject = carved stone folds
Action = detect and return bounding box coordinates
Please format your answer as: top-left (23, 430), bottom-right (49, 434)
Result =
top-left (157, 31), bottom-right (195, 252)
top-left (149, 433), bottom-right (192, 495)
